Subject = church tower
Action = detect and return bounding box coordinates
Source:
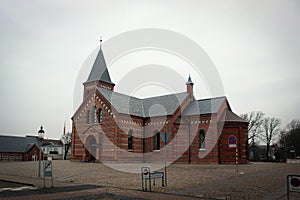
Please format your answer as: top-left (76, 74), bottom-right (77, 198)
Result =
top-left (83, 40), bottom-right (115, 100)
top-left (186, 75), bottom-right (194, 100)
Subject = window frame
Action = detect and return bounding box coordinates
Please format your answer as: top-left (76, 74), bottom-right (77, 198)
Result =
top-left (98, 108), bottom-right (103, 124)
top-left (153, 132), bottom-right (161, 151)
top-left (93, 106), bottom-right (97, 124)
top-left (128, 130), bottom-right (133, 151)
top-left (199, 129), bottom-right (206, 150)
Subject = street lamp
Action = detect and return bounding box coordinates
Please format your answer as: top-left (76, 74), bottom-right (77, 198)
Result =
top-left (38, 125), bottom-right (44, 177)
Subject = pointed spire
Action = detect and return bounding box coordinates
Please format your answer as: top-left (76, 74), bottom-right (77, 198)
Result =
top-left (84, 39), bottom-right (115, 86)
top-left (186, 74), bottom-right (194, 85)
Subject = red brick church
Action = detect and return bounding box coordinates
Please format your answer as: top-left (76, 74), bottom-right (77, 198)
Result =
top-left (71, 44), bottom-right (248, 164)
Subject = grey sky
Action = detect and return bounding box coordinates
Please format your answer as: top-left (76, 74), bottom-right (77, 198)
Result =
top-left (0, 0), bottom-right (299, 139)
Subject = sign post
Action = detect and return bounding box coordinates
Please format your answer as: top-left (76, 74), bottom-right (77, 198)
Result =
top-left (43, 160), bottom-right (53, 188)
top-left (228, 135), bottom-right (238, 172)
top-left (141, 167), bottom-right (164, 191)
top-left (161, 132), bottom-right (170, 186)
top-left (236, 147), bottom-right (239, 172)
top-left (287, 175), bottom-right (300, 200)
top-left (141, 167), bottom-right (151, 191)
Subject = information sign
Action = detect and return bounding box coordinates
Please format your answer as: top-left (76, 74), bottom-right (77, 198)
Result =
top-left (228, 136), bottom-right (237, 148)
top-left (44, 160), bottom-right (52, 177)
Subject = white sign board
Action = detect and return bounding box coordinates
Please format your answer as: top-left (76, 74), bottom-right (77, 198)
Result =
top-left (142, 167), bottom-right (150, 179)
top-left (43, 160), bottom-right (52, 177)
top-left (150, 172), bottom-right (164, 179)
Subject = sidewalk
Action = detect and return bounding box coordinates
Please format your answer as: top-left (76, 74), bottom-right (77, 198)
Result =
top-left (0, 174), bottom-right (209, 200)
top-left (0, 174), bottom-right (81, 189)
top-left (1, 161), bottom-right (299, 199)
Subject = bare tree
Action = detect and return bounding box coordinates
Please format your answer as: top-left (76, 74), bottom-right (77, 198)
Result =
top-left (240, 111), bottom-right (265, 146)
top-left (261, 117), bottom-right (281, 160)
top-left (279, 119), bottom-right (300, 159)
top-left (61, 132), bottom-right (72, 160)
top-left (286, 119), bottom-right (300, 132)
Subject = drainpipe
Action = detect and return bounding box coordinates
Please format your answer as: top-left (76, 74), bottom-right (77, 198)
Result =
top-left (142, 121), bottom-right (145, 163)
top-left (188, 117), bottom-right (191, 164)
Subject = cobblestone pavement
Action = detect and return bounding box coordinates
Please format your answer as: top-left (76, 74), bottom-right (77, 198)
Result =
top-left (0, 160), bottom-right (299, 199)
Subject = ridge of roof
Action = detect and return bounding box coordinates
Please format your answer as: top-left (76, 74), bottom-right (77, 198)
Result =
top-left (196, 96), bottom-right (227, 102)
top-left (97, 87), bottom-right (189, 118)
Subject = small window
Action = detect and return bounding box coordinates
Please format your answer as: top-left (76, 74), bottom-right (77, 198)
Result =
top-left (9, 155), bottom-right (15, 161)
top-left (128, 130), bottom-right (133, 150)
top-left (16, 155), bottom-right (22, 161)
top-left (2, 154), bottom-right (8, 161)
top-left (86, 110), bottom-right (90, 124)
top-left (199, 129), bottom-right (205, 149)
top-left (154, 132), bottom-right (160, 150)
top-left (98, 108), bottom-right (103, 123)
top-left (93, 106), bottom-right (97, 124)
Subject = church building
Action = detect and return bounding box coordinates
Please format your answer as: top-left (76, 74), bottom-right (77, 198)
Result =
top-left (71, 44), bottom-right (248, 164)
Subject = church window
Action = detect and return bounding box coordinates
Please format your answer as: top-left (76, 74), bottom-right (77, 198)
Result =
top-left (98, 108), bottom-right (103, 123)
top-left (154, 132), bottom-right (160, 150)
top-left (128, 130), bottom-right (133, 150)
top-left (93, 106), bottom-right (97, 124)
top-left (199, 129), bottom-right (206, 149)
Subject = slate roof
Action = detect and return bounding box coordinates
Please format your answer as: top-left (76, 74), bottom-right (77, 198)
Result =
top-left (0, 135), bottom-right (40, 153)
top-left (98, 87), bottom-right (189, 118)
top-left (182, 96), bottom-right (227, 116)
top-left (219, 109), bottom-right (247, 123)
top-left (84, 48), bottom-right (114, 85)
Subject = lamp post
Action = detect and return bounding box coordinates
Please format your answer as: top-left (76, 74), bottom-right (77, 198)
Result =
top-left (38, 125), bottom-right (44, 177)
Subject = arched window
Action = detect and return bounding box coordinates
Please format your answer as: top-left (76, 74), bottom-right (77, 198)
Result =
top-left (199, 129), bottom-right (205, 149)
top-left (98, 108), bottom-right (103, 123)
top-left (154, 132), bottom-right (160, 150)
top-left (86, 110), bottom-right (90, 124)
top-left (128, 130), bottom-right (133, 150)
top-left (93, 106), bottom-right (97, 124)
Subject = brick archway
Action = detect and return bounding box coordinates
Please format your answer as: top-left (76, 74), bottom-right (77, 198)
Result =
top-left (85, 135), bottom-right (97, 162)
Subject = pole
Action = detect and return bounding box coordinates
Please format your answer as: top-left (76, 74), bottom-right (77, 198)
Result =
top-left (236, 146), bottom-right (239, 173)
top-left (164, 133), bottom-right (167, 186)
top-left (38, 140), bottom-right (41, 177)
top-left (287, 176), bottom-right (290, 200)
top-left (38, 151), bottom-right (41, 177)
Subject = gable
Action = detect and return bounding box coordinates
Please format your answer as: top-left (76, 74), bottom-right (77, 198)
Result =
top-left (219, 109), bottom-right (247, 123)
top-left (182, 96), bottom-right (227, 116)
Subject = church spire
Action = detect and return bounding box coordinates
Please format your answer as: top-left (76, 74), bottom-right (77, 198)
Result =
top-left (186, 75), bottom-right (194, 100)
top-left (84, 39), bottom-right (114, 86)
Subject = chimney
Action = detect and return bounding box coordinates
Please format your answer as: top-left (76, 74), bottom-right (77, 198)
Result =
top-left (186, 75), bottom-right (194, 99)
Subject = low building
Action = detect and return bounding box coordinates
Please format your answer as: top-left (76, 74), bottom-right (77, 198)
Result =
top-left (0, 135), bottom-right (41, 161)
top-left (41, 139), bottom-right (64, 160)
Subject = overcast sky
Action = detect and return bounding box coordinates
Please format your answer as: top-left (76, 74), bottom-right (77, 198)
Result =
top-left (0, 0), bottom-right (299, 139)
